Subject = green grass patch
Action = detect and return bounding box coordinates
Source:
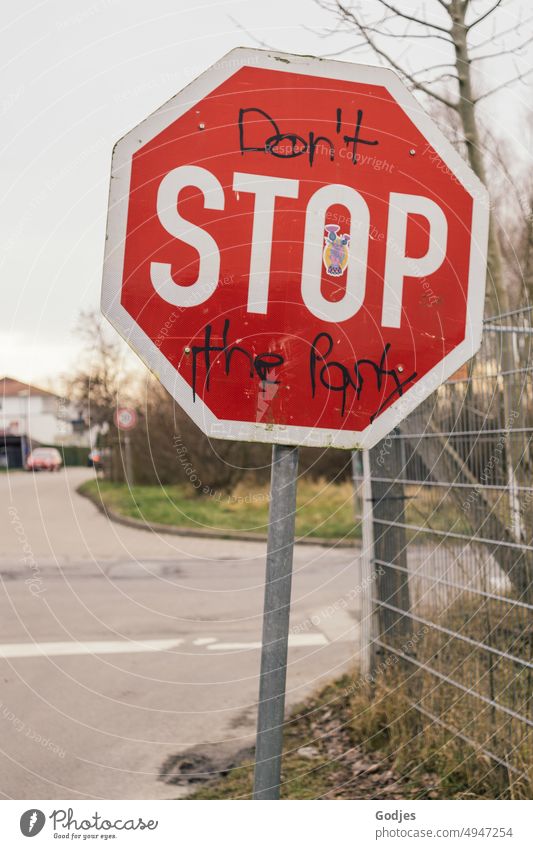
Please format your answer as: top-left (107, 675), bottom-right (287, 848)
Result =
top-left (78, 475), bottom-right (471, 541)
top-left (78, 477), bottom-right (362, 541)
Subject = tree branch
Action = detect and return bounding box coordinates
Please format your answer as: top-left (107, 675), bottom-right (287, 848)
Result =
top-left (470, 36), bottom-right (533, 64)
top-left (481, 125), bottom-right (531, 218)
top-left (411, 62), bottom-right (458, 75)
top-left (334, 2), bottom-right (458, 109)
top-left (226, 16), bottom-right (272, 49)
top-left (365, 26), bottom-right (454, 43)
top-left (471, 15), bottom-right (533, 50)
top-left (376, 0), bottom-right (452, 34)
top-left (313, 41), bottom-right (373, 58)
top-left (474, 67), bottom-right (533, 102)
top-left (467, 0), bottom-right (503, 32)
top-left (412, 72), bottom-right (460, 86)
top-left (313, 6), bottom-right (452, 42)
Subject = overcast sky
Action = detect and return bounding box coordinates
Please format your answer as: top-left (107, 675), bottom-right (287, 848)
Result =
top-left (1, 0), bottom-right (531, 387)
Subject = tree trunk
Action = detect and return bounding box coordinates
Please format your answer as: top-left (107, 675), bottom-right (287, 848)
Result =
top-left (404, 0), bottom-right (533, 603)
top-left (402, 408), bottom-right (533, 605)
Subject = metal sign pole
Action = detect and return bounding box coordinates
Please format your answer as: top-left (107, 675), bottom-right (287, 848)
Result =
top-left (253, 443), bottom-right (299, 800)
top-left (124, 434), bottom-right (133, 488)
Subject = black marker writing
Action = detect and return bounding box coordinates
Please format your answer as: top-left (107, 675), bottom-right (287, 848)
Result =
top-left (343, 108), bottom-right (379, 165)
top-left (238, 106), bottom-right (377, 167)
top-left (310, 332), bottom-right (417, 421)
top-left (191, 320), bottom-right (284, 400)
top-left (188, 321), bottom-right (415, 424)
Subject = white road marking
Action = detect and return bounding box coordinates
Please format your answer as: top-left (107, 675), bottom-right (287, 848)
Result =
top-left (208, 633), bottom-right (328, 651)
top-left (0, 639), bottom-right (183, 659)
top-left (0, 629), bottom-right (334, 659)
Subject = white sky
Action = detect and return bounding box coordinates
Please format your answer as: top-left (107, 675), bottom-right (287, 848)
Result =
top-left (1, 0), bottom-right (531, 388)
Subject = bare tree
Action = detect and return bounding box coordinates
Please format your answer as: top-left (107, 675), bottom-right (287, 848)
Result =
top-left (138, 376), bottom-right (249, 492)
top-left (315, 0), bottom-right (532, 310)
top-left (489, 117), bottom-right (533, 306)
top-left (313, 0), bottom-right (533, 600)
top-left (67, 311), bottom-right (134, 430)
top-left (66, 311), bottom-right (137, 480)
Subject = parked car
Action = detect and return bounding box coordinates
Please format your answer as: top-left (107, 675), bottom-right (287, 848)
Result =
top-left (26, 447), bottom-right (63, 472)
top-left (87, 448), bottom-right (103, 470)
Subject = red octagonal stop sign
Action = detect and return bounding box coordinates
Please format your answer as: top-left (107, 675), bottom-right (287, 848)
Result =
top-left (102, 48), bottom-right (488, 449)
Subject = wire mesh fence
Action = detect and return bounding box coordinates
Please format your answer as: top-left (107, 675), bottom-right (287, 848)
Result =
top-left (354, 306), bottom-right (533, 790)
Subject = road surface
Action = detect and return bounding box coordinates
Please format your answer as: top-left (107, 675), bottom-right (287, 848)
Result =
top-left (0, 468), bottom-right (362, 799)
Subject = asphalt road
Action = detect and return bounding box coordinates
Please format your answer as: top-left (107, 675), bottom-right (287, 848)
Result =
top-left (0, 468), bottom-right (362, 799)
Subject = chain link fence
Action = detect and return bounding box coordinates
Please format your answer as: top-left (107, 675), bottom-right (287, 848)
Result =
top-left (354, 307), bottom-right (533, 790)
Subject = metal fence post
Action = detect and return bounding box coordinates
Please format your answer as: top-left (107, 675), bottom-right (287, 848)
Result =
top-left (354, 315), bottom-right (533, 778)
top-left (368, 432), bottom-right (411, 647)
top-left (253, 443), bottom-right (299, 800)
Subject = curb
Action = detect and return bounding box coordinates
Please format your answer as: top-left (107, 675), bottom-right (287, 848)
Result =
top-left (77, 485), bottom-right (359, 549)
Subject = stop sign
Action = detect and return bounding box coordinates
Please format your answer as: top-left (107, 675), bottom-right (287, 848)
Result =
top-left (102, 48), bottom-right (488, 450)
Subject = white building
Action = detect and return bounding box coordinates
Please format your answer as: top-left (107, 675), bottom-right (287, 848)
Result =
top-left (1, 377), bottom-right (87, 447)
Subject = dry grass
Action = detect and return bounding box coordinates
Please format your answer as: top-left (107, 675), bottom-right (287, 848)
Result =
top-left (352, 597), bottom-right (532, 799)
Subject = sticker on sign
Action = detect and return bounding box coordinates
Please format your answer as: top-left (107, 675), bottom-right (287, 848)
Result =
top-left (102, 48), bottom-right (489, 450)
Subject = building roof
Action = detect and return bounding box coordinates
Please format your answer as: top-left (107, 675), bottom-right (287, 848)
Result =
top-left (1, 377), bottom-right (60, 399)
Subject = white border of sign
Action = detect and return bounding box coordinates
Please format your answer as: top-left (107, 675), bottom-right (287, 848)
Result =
top-left (101, 47), bottom-right (489, 450)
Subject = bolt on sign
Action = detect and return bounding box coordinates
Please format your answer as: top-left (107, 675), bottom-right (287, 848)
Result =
top-left (102, 48), bottom-right (488, 450)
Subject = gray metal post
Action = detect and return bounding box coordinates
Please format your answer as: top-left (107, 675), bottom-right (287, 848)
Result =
top-left (360, 449), bottom-right (378, 677)
top-left (253, 443), bottom-right (299, 800)
top-left (124, 434), bottom-right (133, 488)
top-left (368, 433), bottom-right (411, 644)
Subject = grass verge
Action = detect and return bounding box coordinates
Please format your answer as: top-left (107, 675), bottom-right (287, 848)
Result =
top-left (78, 477), bottom-right (361, 541)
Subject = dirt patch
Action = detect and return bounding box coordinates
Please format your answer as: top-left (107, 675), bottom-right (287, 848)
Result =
top-left (159, 747), bottom-right (243, 788)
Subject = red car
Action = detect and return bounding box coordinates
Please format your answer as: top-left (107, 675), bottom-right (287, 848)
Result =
top-left (26, 447), bottom-right (63, 472)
